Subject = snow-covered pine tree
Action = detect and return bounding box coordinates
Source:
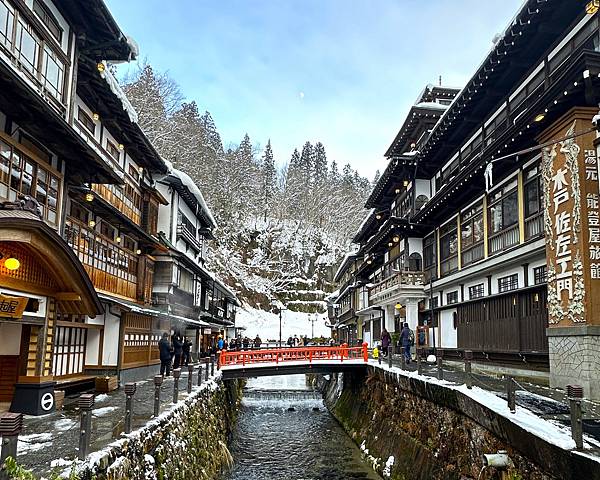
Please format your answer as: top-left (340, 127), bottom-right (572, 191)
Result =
top-left (261, 140), bottom-right (277, 222)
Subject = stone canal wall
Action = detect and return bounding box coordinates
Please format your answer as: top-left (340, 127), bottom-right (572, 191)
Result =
top-left (69, 374), bottom-right (242, 480)
top-left (317, 365), bottom-right (600, 480)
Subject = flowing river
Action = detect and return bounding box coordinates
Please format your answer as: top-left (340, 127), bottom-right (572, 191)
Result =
top-left (222, 374), bottom-right (381, 480)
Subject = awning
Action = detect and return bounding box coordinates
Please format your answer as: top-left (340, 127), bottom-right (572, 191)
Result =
top-left (97, 293), bottom-right (163, 316)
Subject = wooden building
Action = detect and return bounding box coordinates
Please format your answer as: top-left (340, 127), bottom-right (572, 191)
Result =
top-left (334, 1), bottom-right (600, 395)
top-left (0, 0), bottom-right (135, 412)
top-left (154, 168), bottom-right (239, 357)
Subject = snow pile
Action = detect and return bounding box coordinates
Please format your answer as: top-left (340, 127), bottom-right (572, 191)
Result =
top-left (383, 455), bottom-right (395, 477)
top-left (17, 432), bottom-right (53, 455)
top-left (235, 305), bottom-right (330, 340)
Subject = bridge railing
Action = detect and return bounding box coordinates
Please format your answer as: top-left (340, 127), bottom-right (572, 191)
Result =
top-left (219, 343), bottom-right (368, 368)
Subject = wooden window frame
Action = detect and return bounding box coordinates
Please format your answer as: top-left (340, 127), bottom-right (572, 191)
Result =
top-left (498, 274), bottom-right (518, 293)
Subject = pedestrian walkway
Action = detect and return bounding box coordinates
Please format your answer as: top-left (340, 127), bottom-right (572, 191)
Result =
top-left (378, 353), bottom-right (600, 446)
top-left (14, 366), bottom-right (209, 477)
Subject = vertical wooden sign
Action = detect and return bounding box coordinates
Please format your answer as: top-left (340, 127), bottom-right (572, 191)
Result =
top-left (539, 108), bottom-right (599, 327)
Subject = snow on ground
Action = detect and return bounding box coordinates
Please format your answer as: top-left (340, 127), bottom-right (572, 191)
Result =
top-left (17, 432), bottom-right (53, 455)
top-left (92, 406), bottom-right (118, 417)
top-left (235, 305), bottom-right (330, 341)
top-left (54, 418), bottom-right (77, 432)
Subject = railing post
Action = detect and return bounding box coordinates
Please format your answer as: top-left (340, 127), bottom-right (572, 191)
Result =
top-left (309, 350), bottom-right (313, 364)
top-left (0, 412), bottom-right (23, 480)
top-left (197, 364), bottom-right (203, 386)
top-left (78, 394), bottom-right (94, 460)
top-left (464, 350), bottom-right (473, 389)
top-left (378, 346), bottom-right (382, 365)
top-left (210, 355), bottom-right (215, 376)
top-left (153, 375), bottom-right (163, 417)
top-left (362, 343), bottom-right (368, 362)
top-left (567, 385), bottom-right (584, 449)
top-left (400, 348), bottom-right (406, 370)
top-left (172, 368), bottom-right (181, 403)
top-left (388, 346), bottom-right (393, 368)
top-left (436, 348), bottom-right (444, 381)
top-left (124, 383), bottom-right (136, 434)
top-left (187, 364), bottom-right (194, 394)
top-left (417, 347), bottom-right (422, 375)
top-left (506, 376), bottom-right (516, 413)
top-left (205, 358), bottom-right (210, 381)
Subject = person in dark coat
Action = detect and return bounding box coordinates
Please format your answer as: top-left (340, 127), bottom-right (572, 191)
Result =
top-left (253, 335), bottom-right (262, 349)
top-left (381, 328), bottom-right (392, 357)
top-left (399, 323), bottom-right (412, 364)
top-left (158, 332), bottom-right (172, 376)
top-left (172, 333), bottom-right (184, 369)
top-left (182, 337), bottom-right (192, 365)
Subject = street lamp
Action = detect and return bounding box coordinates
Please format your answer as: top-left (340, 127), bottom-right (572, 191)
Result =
top-left (271, 301), bottom-right (287, 348)
top-left (308, 313), bottom-right (318, 339)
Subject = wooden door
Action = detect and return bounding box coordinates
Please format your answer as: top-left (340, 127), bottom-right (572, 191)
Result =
top-left (0, 356), bottom-right (19, 402)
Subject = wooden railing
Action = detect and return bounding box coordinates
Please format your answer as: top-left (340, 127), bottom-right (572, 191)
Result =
top-left (525, 213), bottom-right (544, 241)
top-left (440, 256), bottom-right (458, 276)
top-left (461, 243), bottom-right (484, 267)
top-left (92, 183), bottom-right (142, 226)
top-left (219, 344), bottom-right (368, 367)
top-left (488, 224), bottom-right (519, 255)
top-left (369, 271), bottom-right (425, 298)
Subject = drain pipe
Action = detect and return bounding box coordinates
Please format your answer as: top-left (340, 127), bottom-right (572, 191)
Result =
top-left (480, 450), bottom-right (512, 479)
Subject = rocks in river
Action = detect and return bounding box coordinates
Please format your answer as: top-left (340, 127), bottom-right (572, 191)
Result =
top-left (287, 407), bottom-right (296, 412)
top-left (312, 407), bottom-right (320, 412)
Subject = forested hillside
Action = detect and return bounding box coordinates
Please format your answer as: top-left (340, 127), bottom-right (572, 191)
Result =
top-left (120, 64), bottom-right (374, 313)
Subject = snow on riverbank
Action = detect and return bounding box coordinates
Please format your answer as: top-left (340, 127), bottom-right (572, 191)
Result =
top-left (235, 305), bottom-right (330, 340)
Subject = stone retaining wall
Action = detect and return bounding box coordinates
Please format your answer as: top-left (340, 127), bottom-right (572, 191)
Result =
top-left (317, 366), bottom-right (600, 480)
top-left (70, 375), bottom-right (242, 480)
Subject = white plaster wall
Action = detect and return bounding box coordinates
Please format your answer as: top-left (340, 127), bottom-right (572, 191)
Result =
top-left (463, 277), bottom-right (489, 299)
top-left (0, 323), bottom-right (22, 355)
top-left (439, 309), bottom-right (458, 348)
top-left (156, 182), bottom-right (175, 240)
top-left (414, 179), bottom-right (431, 199)
top-left (102, 307), bottom-right (121, 366)
top-left (407, 237), bottom-right (423, 257)
top-left (527, 257), bottom-right (548, 287)
top-left (85, 329), bottom-right (100, 365)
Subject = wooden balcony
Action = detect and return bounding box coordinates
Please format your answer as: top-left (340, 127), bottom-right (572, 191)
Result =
top-left (91, 183), bottom-right (142, 226)
top-left (369, 271), bottom-right (425, 305)
top-left (525, 213), bottom-right (544, 241)
top-left (461, 243), bottom-right (484, 267)
top-left (65, 218), bottom-right (138, 300)
top-left (176, 222), bottom-right (204, 253)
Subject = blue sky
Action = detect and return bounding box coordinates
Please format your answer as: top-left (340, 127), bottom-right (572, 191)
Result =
top-left (106, 0), bottom-right (524, 179)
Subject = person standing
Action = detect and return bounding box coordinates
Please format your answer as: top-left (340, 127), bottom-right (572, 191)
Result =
top-left (158, 332), bottom-right (172, 376)
top-left (182, 337), bottom-right (192, 365)
top-left (253, 335), bottom-right (262, 349)
top-left (400, 323), bottom-right (412, 364)
top-left (381, 328), bottom-right (392, 357)
top-left (217, 336), bottom-right (224, 351)
top-left (172, 333), bottom-right (183, 369)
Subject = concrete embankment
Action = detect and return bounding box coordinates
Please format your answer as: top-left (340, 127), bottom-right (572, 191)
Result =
top-left (317, 364), bottom-right (600, 480)
top-left (64, 374), bottom-right (242, 480)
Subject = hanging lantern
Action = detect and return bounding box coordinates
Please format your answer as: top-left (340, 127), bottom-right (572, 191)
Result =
top-left (116, 236), bottom-right (122, 243)
top-left (586, 0), bottom-right (599, 15)
top-left (534, 113), bottom-right (545, 122)
top-left (85, 192), bottom-right (94, 202)
top-left (93, 113), bottom-right (100, 121)
top-left (393, 235), bottom-right (400, 243)
top-left (376, 213), bottom-right (382, 220)
top-left (97, 62), bottom-right (106, 72)
top-left (395, 188), bottom-right (401, 194)
top-left (388, 242), bottom-right (393, 247)
top-left (118, 144), bottom-right (124, 151)
top-left (136, 249), bottom-right (142, 255)
top-left (88, 219), bottom-right (96, 228)
top-left (403, 180), bottom-right (409, 187)
top-left (4, 257), bottom-right (20, 271)
top-left (366, 258), bottom-right (372, 265)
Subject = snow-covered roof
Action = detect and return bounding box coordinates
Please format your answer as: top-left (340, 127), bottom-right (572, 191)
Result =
top-left (413, 102), bottom-right (450, 110)
top-left (163, 161), bottom-right (217, 230)
top-left (333, 249), bottom-right (359, 283)
top-left (99, 63), bottom-right (139, 124)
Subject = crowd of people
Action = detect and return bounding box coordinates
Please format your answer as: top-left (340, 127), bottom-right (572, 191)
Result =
top-left (158, 332), bottom-right (194, 377)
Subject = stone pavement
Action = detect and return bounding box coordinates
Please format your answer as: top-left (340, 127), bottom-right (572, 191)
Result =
top-left (15, 364), bottom-right (213, 477)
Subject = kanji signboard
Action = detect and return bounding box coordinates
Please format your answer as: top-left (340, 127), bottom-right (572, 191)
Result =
top-left (0, 293), bottom-right (28, 319)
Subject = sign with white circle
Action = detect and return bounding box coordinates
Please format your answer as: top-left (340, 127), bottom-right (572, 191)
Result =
top-left (41, 392), bottom-right (54, 411)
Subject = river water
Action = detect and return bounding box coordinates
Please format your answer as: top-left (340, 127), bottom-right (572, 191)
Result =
top-left (222, 374), bottom-right (381, 480)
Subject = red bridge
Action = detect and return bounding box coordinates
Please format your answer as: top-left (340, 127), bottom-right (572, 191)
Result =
top-left (218, 344), bottom-right (369, 379)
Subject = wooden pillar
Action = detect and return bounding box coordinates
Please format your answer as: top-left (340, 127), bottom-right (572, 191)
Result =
top-left (518, 169), bottom-right (525, 244)
top-left (483, 196), bottom-right (489, 258)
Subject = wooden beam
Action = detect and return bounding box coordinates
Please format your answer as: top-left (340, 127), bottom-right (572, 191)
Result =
top-left (55, 292), bottom-right (82, 301)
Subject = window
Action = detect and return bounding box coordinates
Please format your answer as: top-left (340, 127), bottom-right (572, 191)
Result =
top-left (0, 0), bottom-right (15, 49)
top-left (439, 220), bottom-right (458, 275)
top-left (524, 164), bottom-right (544, 240)
top-left (179, 268), bottom-right (194, 294)
top-left (16, 17), bottom-right (40, 74)
top-left (447, 291), bottom-right (459, 305)
top-left (524, 165), bottom-right (541, 218)
top-left (423, 233), bottom-right (436, 279)
top-left (128, 164), bottom-right (139, 182)
top-left (32, 0), bottom-right (62, 43)
top-left (0, 137), bottom-right (60, 225)
top-left (106, 140), bottom-right (120, 162)
top-left (100, 220), bottom-right (115, 240)
top-left (488, 180), bottom-right (519, 254)
top-left (469, 283), bottom-right (484, 299)
top-left (77, 108), bottom-right (95, 135)
top-left (534, 265), bottom-right (547, 285)
top-left (123, 235), bottom-right (136, 253)
top-left (498, 274), bottom-right (518, 293)
top-left (461, 203), bottom-right (484, 265)
top-left (69, 201), bottom-right (88, 223)
top-left (430, 296), bottom-right (439, 309)
top-left (124, 182), bottom-right (142, 210)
